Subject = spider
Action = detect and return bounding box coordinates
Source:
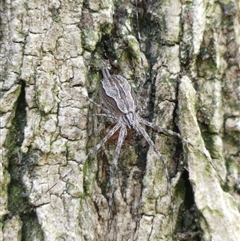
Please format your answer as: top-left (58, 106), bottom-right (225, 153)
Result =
top-left (91, 66), bottom-right (167, 168)
top-left (35, 64), bottom-right (206, 203)
top-left (87, 65), bottom-right (195, 170)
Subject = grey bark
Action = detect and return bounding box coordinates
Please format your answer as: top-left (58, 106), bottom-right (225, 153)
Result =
top-left (1, 0), bottom-right (240, 240)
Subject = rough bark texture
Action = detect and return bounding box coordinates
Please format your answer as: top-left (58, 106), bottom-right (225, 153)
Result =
top-left (1, 0), bottom-right (240, 240)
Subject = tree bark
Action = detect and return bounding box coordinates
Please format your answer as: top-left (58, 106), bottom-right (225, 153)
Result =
top-left (1, 0), bottom-right (240, 240)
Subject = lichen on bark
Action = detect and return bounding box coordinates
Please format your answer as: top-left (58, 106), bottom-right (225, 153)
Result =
top-left (1, 0), bottom-right (240, 240)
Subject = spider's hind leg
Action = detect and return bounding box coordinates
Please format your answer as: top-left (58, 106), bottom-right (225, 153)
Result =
top-left (135, 123), bottom-right (167, 165)
top-left (112, 125), bottom-right (127, 168)
top-left (135, 122), bottom-right (171, 192)
top-left (86, 123), bottom-right (122, 160)
top-left (108, 124), bottom-right (127, 209)
top-left (135, 121), bottom-right (174, 234)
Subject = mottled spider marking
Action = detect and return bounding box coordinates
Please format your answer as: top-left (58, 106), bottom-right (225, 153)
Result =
top-left (99, 67), bottom-right (136, 122)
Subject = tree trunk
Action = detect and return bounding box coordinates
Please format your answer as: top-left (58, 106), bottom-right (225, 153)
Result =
top-left (1, 0), bottom-right (240, 240)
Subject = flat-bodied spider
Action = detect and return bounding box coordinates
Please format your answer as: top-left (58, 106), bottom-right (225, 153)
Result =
top-left (34, 64), bottom-right (207, 203)
top-left (88, 65), bottom-right (194, 171)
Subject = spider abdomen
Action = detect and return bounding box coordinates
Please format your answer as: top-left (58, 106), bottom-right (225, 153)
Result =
top-left (100, 68), bottom-right (136, 117)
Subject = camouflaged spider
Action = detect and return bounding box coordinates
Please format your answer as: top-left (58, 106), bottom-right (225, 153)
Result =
top-left (37, 64), bottom-right (202, 201)
top-left (87, 66), bottom-right (194, 168)
top-left (90, 66), bottom-right (166, 168)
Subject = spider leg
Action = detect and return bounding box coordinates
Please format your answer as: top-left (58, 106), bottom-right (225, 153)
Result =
top-left (135, 122), bottom-right (167, 165)
top-left (89, 98), bottom-right (117, 121)
top-left (139, 118), bottom-right (210, 159)
top-left (88, 97), bottom-right (112, 115)
top-left (85, 122), bottom-right (122, 159)
top-left (135, 122), bottom-right (172, 214)
top-left (113, 124), bottom-right (127, 168)
top-left (140, 118), bottom-right (226, 185)
top-left (109, 124), bottom-right (127, 209)
top-left (34, 122), bottom-right (122, 203)
top-left (94, 113), bottom-right (117, 120)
